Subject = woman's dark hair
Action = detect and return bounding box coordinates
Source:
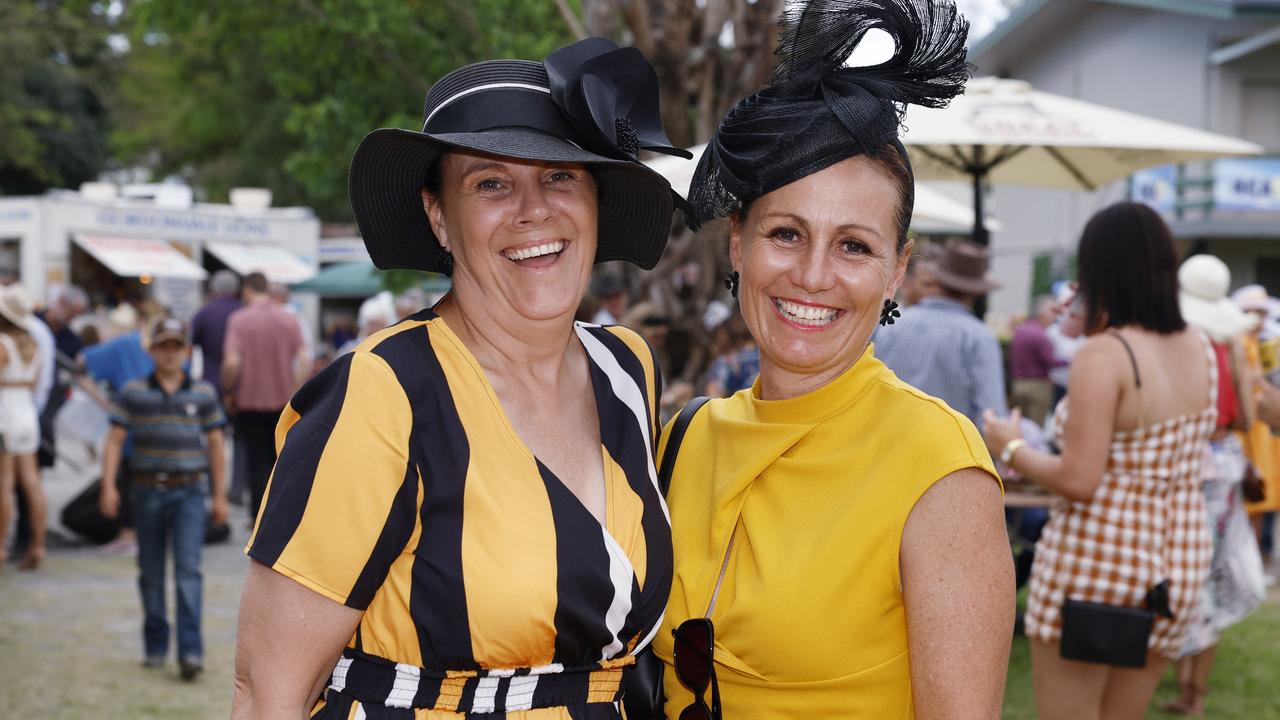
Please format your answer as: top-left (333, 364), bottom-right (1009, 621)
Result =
top-left (424, 158), bottom-right (443, 196)
top-left (1077, 201), bottom-right (1185, 335)
top-left (734, 144), bottom-right (914, 253)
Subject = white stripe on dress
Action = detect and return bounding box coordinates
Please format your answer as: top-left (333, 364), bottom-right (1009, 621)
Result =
top-left (575, 324), bottom-right (669, 523)
top-left (505, 675), bottom-right (540, 711)
top-left (599, 526), bottom-right (636, 660)
top-left (471, 675), bottom-right (502, 714)
top-left (386, 663), bottom-right (420, 708)
top-left (328, 656), bottom-right (353, 693)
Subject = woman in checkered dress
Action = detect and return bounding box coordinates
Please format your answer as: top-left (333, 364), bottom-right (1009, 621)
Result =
top-left (984, 202), bottom-right (1216, 720)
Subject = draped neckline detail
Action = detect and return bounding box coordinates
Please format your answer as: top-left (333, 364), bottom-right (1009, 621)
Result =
top-left (698, 344), bottom-right (885, 549)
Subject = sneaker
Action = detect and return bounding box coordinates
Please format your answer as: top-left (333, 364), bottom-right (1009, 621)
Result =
top-left (98, 534), bottom-right (137, 558)
top-left (142, 656), bottom-right (165, 669)
top-left (179, 657), bottom-right (203, 681)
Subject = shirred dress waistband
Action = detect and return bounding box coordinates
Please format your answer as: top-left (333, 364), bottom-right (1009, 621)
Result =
top-left (327, 648), bottom-right (630, 713)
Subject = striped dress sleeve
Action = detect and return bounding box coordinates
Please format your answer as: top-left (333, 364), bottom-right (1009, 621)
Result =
top-left (245, 350), bottom-right (420, 610)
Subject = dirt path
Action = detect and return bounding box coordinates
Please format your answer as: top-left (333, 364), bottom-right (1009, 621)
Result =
top-left (0, 453), bottom-right (250, 719)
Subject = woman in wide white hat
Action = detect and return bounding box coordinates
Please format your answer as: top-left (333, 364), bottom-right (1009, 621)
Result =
top-left (0, 284), bottom-right (48, 570)
top-left (1162, 254), bottom-right (1267, 715)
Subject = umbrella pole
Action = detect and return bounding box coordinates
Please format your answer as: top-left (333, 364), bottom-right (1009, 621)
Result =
top-left (970, 145), bottom-right (990, 320)
top-left (971, 144), bottom-right (989, 247)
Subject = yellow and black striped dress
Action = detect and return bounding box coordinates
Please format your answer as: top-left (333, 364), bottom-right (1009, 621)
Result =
top-left (246, 308), bottom-right (671, 719)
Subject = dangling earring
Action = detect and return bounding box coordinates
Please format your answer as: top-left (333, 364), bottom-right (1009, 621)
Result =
top-left (724, 270), bottom-right (740, 299)
top-left (879, 298), bottom-right (901, 326)
top-left (440, 249), bottom-right (454, 277)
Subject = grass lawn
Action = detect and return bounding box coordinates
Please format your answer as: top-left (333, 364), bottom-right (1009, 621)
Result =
top-left (1002, 600), bottom-right (1280, 719)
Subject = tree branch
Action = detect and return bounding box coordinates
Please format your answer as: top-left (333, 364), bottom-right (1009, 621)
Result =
top-left (554, 0), bottom-right (589, 40)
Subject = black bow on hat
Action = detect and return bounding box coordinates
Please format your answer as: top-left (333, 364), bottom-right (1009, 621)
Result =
top-left (545, 37), bottom-right (693, 162)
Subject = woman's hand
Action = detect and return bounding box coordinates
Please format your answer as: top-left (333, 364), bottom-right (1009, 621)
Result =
top-left (981, 407), bottom-right (1022, 459)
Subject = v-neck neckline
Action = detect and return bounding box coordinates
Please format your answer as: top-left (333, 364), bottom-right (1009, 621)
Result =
top-left (431, 316), bottom-right (614, 534)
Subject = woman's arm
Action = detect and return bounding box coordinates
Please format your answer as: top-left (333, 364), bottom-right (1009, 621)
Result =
top-left (901, 468), bottom-right (1013, 720)
top-left (984, 338), bottom-right (1121, 502)
top-left (231, 562), bottom-right (363, 720)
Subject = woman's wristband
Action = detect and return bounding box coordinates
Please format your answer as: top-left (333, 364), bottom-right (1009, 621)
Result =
top-left (1000, 438), bottom-right (1028, 466)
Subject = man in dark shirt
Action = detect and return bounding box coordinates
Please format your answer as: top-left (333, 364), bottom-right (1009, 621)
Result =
top-left (99, 317), bottom-right (228, 681)
top-left (190, 270), bottom-right (243, 399)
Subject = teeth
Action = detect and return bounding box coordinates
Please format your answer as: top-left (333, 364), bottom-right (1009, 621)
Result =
top-left (774, 299), bottom-right (838, 326)
top-left (504, 240), bottom-right (565, 261)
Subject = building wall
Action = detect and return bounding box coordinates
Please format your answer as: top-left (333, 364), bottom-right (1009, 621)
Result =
top-left (973, 3), bottom-right (1280, 316)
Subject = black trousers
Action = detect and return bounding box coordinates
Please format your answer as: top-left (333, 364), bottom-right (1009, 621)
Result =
top-left (237, 409), bottom-right (282, 523)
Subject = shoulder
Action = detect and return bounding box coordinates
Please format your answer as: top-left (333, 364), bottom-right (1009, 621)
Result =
top-left (119, 378), bottom-right (152, 400)
top-left (189, 379), bottom-right (219, 400)
top-left (870, 367), bottom-right (996, 474)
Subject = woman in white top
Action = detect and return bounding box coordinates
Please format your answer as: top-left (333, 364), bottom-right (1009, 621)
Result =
top-left (0, 285), bottom-right (47, 570)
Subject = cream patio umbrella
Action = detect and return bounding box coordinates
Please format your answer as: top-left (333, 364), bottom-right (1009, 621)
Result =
top-left (899, 77), bottom-right (1264, 245)
top-left (644, 143), bottom-right (997, 235)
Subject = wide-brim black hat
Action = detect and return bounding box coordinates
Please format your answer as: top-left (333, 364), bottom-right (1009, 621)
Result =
top-left (350, 39), bottom-right (692, 274)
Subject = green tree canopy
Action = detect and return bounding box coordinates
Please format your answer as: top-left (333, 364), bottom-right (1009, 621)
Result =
top-left (112, 0), bottom-right (577, 219)
top-left (0, 0), bottom-right (117, 195)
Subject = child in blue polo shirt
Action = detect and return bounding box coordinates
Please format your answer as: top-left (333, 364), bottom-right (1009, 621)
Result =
top-left (99, 317), bottom-right (228, 681)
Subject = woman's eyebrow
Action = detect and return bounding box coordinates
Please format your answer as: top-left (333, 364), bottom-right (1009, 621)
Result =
top-left (459, 160), bottom-right (508, 177)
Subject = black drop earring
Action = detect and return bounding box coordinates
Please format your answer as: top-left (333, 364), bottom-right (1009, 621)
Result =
top-left (724, 270), bottom-right (740, 299)
top-left (440, 250), bottom-right (454, 277)
top-left (879, 298), bottom-right (901, 326)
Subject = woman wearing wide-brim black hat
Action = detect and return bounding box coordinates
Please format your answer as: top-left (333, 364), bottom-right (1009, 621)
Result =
top-left (233, 37), bottom-right (687, 719)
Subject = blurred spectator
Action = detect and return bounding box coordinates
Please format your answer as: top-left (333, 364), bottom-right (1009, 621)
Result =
top-left (0, 285), bottom-right (48, 570)
top-left (1164, 254), bottom-right (1266, 715)
top-left (190, 270), bottom-right (242, 398)
top-left (193, 271), bottom-right (245, 507)
top-left (80, 298), bottom-right (167, 556)
top-left (897, 241), bottom-right (942, 307)
top-left (1046, 295), bottom-right (1085, 405)
top-left (268, 283), bottom-right (315, 375)
top-left (591, 273), bottom-right (629, 325)
top-left (1009, 295), bottom-right (1066, 425)
top-left (10, 299), bottom-right (53, 561)
top-left (39, 284), bottom-right (89, 361)
top-left (704, 309), bottom-right (758, 398)
top-left (620, 300), bottom-right (670, 355)
top-left (328, 316), bottom-right (356, 351)
top-left (100, 316), bottom-right (227, 681)
top-left (875, 240), bottom-right (1007, 429)
top-left (394, 287), bottom-right (429, 320)
top-left (338, 291), bottom-right (395, 355)
top-left (79, 324), bottom-right (101, 349)
top-left (1233, 285), bottom-right (1280, 561)
top-left (35, 284), bottom-right (87, 465)
top-left (222, 272), bottom-right (308, 523)
top-left (983, 202), bottom-right (1219, 719)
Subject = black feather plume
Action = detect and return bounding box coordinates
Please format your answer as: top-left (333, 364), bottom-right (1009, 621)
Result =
top-left (772, 0), bottom-right (970, 111)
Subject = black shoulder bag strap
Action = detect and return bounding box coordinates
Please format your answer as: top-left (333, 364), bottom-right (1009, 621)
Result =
top-left (624, 395), bottom-right (710, 720)
top-left (658, 396), bottom-right (711, 496)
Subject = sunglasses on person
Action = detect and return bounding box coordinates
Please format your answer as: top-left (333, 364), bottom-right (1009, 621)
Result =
top-left (672, 618), bottom-right (722, 720)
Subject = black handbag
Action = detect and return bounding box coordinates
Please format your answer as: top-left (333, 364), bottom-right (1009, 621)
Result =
top-left (623, 397), bottom-right (710, 720)
top-left (1059, 581), bottom-right (1173, 668)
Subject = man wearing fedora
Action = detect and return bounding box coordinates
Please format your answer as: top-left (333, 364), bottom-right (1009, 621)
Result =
top-left (875, 239), bottom-right (1008, 430)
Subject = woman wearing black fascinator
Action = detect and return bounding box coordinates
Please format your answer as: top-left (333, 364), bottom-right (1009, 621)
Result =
top-left (233, 39), bottom-right (688, 719)
top-left (652, 1), bottom-right (1013, 717)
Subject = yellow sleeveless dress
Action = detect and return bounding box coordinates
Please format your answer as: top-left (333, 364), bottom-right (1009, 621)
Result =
top-left (651, 345), bottom-right (998, 719)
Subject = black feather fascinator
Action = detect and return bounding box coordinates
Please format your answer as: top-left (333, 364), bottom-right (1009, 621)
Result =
top-left (686, 0), bottom-right (970, 229)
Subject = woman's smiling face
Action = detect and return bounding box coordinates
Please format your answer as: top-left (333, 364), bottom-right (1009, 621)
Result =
top-left (424, 151), bottom-right (598, 324)
top-left (730, 154), bottom-right (910, 395)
